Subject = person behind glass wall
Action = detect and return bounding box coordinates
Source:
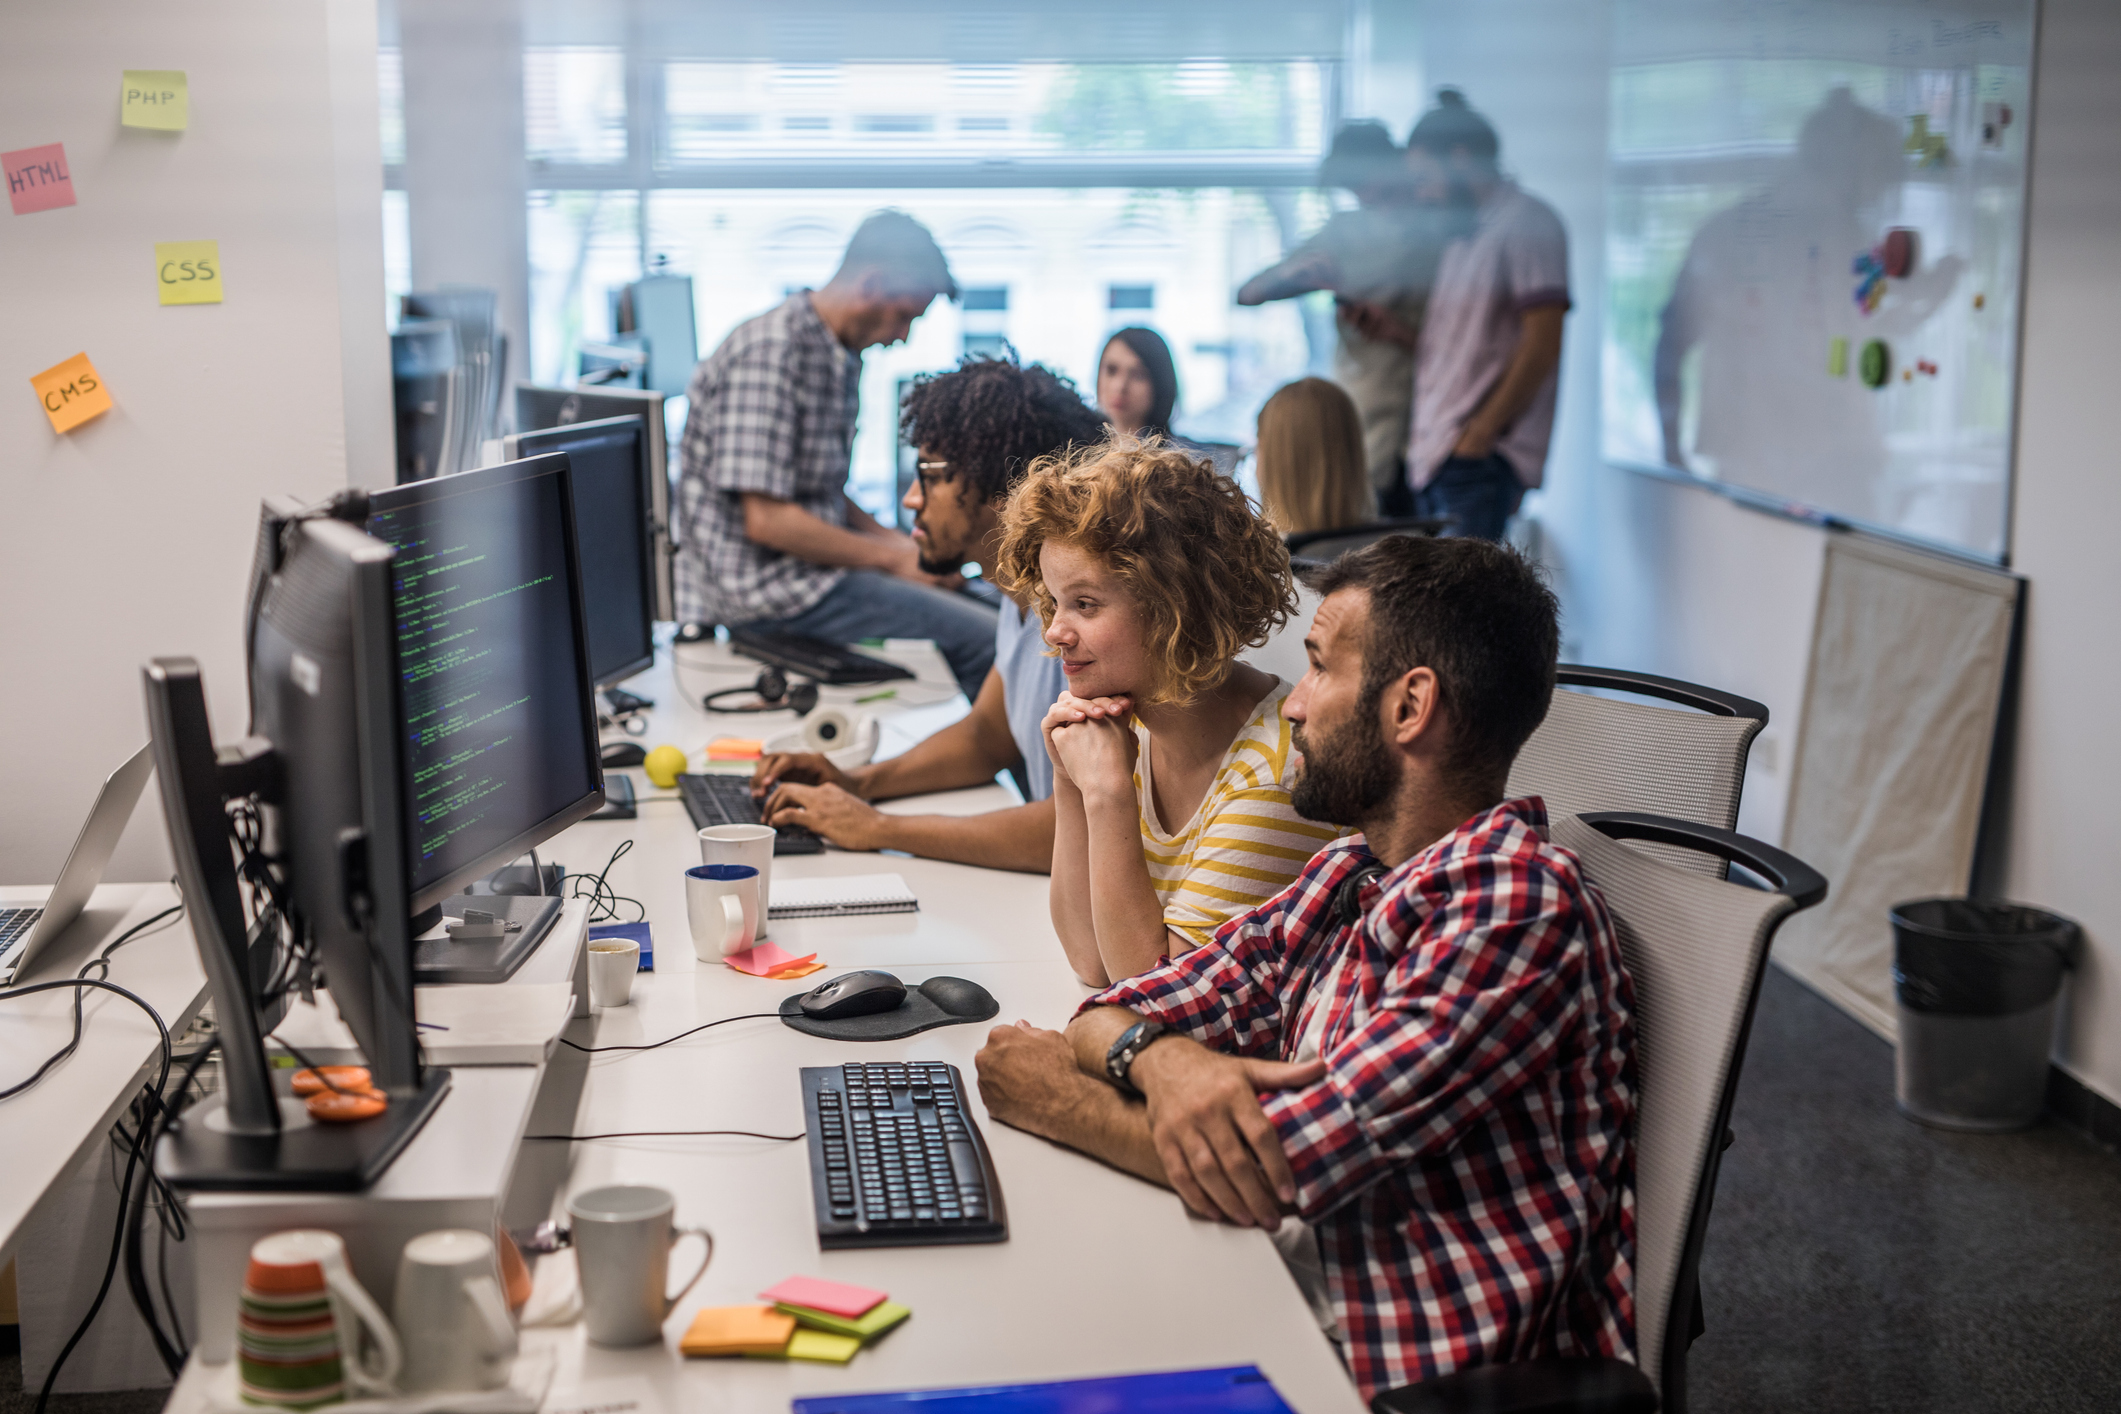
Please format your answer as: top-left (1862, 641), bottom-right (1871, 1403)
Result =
top-left (1095, 327), bottom-right (1180, 440)
top-left (672, 209), bottom-right (999, 700)
top-left (1378, 91), bottom-right (1570, 543)
top-left (1238, 121), bottom-right (1451, 516)
top-left (1254, 377), bottom-right (1372, 539)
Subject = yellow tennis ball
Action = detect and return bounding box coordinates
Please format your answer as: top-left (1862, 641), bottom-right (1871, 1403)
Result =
top-left (642, 744), bottom-right (688, 789)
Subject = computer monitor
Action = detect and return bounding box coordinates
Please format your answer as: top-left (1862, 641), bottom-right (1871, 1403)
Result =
top-left (147, 504), bottom-right (449, 1191)
top-left (614, 274), bottom-right (698, 397)
top-left (391, 320), bottom-right (462, 483)
top-left (514, 383), bottom-right (675, 622)
top-left (365, 454), bottom-right (605, 912)
top-left (500, 417), bottom-right (657, 689)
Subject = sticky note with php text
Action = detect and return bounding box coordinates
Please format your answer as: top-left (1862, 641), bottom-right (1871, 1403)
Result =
top-left (156, 241), bottom-right (223, 304)
top-left (121, 71), bottom-right (189, 130)
top-left (31, 354), bottom-right (113, 434)
top-left (4, 144), bottom-right (76, 215)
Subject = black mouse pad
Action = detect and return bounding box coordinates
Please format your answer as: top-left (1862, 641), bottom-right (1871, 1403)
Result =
top-left (777, 977), bottom-right (1000, 1041)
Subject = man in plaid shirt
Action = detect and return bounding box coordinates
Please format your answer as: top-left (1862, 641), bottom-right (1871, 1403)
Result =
top-left (675, 210), bottom-right (1000, 699)
top-left (975, 535), bottom-right (1635, 1401)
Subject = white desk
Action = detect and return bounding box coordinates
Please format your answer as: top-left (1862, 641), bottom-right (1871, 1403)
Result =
top-left (166, 637), bottom-right (1362, 1412)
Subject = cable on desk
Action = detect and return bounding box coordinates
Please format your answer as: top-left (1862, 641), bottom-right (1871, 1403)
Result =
top-left (0, 903), bottom-right (185, 1102)
top-left (524, 1129), bottom-right (804, 1143)
top-left (568, 838), bottom-right (645, 924)
top-left (559, 1011), bottom-right (780, 1055)
top-left (13, 978), bottom-right (173, 1414)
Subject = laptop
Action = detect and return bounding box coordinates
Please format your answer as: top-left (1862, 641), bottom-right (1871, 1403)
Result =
top-left (0, 745), bottom-right (155, 987)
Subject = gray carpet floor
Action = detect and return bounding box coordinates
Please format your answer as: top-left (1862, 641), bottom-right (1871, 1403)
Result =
top-left (7, 965), bottom-right (2119, 1413)
top-left (1689, 965), bottom-right (2121, 1412)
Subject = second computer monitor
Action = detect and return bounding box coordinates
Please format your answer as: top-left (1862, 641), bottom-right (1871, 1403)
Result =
top-left (366, 455), bottom-right (605, 907)
top-left (502, 416), bottom-right (657, 688)
top-left (514, 384), bottom-right (674, 622)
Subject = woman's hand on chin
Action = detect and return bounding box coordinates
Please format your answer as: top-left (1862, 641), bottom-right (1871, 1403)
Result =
top-left (1048, 713), bottom-right (1136, 806)
top-left (1041, 691), bottom-right (1132, 784)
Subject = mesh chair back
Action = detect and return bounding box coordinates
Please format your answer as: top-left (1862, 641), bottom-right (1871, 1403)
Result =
top-left (1552, 814), bottom-right (1805, 1411)
top-left (1510, 670), bottom-right (1767, 876)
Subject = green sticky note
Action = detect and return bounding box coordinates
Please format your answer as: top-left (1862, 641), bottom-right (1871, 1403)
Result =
top-left (786, 1329), bottom-right (863, 1364)
top-left (1827, 336), bottom-right (1848, 378)
top-left (777, 1299), bottom-right (912, 1341)
top-left (121, 71), bottom-right (189, 130)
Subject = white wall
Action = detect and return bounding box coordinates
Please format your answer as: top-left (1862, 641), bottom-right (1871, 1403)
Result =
top-left (0, 0), bottom-right (386, 885)
top-left (1419, 0), bottom-right (2121, 1105)
top-left (2002, 0), bottom-right (2121, 1102)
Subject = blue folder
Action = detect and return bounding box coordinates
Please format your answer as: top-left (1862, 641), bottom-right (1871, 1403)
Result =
top-left (790, 1365), bottom-right (1299, 1413)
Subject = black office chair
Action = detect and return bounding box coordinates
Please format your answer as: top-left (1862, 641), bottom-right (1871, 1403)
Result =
top-left (1369, 812), bottom-right (1828, 1414)
top-left (1285, 517), bottom-right (1451, 565)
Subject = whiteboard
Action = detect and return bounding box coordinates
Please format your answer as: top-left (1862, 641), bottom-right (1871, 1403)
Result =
top-left (1601, 0), bottom-right (2035, 562)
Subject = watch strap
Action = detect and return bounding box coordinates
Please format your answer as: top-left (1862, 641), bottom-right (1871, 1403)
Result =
top-left (1105, 1019), bottom-right (1169, 1094)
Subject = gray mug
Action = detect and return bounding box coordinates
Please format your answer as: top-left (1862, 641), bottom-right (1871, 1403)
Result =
top-left (564, 1185), bottom-right (713, 1346)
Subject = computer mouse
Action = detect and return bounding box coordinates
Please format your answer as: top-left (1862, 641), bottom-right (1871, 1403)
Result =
top-left (676, 621), bottom-right (713, 643)
top-left (600, 740), bottom-right (647, 768)
top-left (798, 970), bottom-right (907, 1021)
top-left (918, 975), bottom-right (997, 1019)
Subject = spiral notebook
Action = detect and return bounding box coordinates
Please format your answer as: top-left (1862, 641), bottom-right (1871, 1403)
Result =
top-left (768, 873), bottom-right (920, 920)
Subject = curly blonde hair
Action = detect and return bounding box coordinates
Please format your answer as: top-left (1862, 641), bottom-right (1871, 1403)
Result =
top-left (995, 435), bottom-right (1296, 705)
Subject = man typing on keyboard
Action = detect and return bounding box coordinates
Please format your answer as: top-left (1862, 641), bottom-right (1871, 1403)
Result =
top-left (973, 536), bottom-right (1638, 1402)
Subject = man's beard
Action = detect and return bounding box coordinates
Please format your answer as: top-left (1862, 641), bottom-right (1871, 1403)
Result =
top-left (916, 547), bottom-right (966, 575)
top-left (1291, 700), bottom-right (1399, 827)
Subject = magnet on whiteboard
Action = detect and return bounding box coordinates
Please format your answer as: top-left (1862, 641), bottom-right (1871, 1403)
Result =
top-left (1881, 228), bottom-right (1918, 279)
top-left (1859, 339), bottom-right (1890, 389)
top-left (1973, 292), bottom-right (1986, 310)
top-left (1827, 337), bottom-right (1849, 378)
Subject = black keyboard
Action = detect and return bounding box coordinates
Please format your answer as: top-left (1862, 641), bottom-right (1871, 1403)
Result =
top-left (728, 628), bottom-right (916, 686)
top-left (676, 773), bottom-right (823, 855)
top-left (802, 1061), bottom-right (1006, 1249)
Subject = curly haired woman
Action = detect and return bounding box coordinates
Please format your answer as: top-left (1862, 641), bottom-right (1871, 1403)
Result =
top-left (997, 438), bottom-right (1341, 987)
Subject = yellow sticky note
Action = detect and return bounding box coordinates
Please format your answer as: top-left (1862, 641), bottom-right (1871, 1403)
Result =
top-left (121, 71), bottom-right (189, 130)
top-left (31, 353), bottom-right (113, 434)
top-left (155, 241), bottom-right (223, 305)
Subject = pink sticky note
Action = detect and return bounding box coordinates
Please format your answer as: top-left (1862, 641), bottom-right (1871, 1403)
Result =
top-left (4, 143), bottom-right (77, 215)
top-left (724, 942), bottom-right (816, 978)
top-left (761, 1276), bottom-right (886, 1319)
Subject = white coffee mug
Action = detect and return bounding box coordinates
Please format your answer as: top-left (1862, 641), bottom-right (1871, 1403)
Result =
top-left (393, 1229), bottom-right (517, 1393)
top-left (587, 939), bottom-right (639, 1007)
top-left (565, 1186), bottom-right (713, 1347)
top-left (685, 864), bottom-right (757, 958)
top-left (698, 824), bottom-right (776, 938)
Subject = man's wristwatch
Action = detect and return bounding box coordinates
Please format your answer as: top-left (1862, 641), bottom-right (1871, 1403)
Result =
top-left (1105, 1019), bottom-right (1170, 1095)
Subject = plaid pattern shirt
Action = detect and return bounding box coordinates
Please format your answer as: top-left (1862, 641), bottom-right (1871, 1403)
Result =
top-left (674, 292), bottom-right (862, 624)
top-left (1083, 799), bottom-right (1636, 1401)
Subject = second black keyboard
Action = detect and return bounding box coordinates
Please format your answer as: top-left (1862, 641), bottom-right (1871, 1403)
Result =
top-left (676, 773), bottom-right (823, 855)
top-left (802, 1061), bottom-right (1006, 1249)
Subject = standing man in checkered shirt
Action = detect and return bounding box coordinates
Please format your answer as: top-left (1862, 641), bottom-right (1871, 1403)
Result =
top-left (973, 535), bottom-right (1636, 1402)
top-left (674, 209), bottom-right (1000, 699)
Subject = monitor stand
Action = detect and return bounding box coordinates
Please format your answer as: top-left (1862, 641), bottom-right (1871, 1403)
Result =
top-left (158, 1068), bottom-right (451, 1193)
top-left (603, 686), bottom-right (654, 716)
top-left (412, 894), bottom-right (560, 983)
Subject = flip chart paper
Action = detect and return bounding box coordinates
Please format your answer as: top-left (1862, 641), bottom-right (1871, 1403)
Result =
top-left (31, 353), bottom-right (112, 434)
top-left (4, 144), bottom-right (76, 215)
top-left (155, 240), bottom-right (222, 304)
top-left (121, 70), bottom-right (189, 129)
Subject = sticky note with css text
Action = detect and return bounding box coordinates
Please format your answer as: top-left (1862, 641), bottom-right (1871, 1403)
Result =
top-left (4, 143), bottom-right (76, 215)
top-left (156, 241), bottom-right (223, 304)
top-left (121, 71), bottom-right (189, 130)
top-left (31, 354), bottom-right (113, 434)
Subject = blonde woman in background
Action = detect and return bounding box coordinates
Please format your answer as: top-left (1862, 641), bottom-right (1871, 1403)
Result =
top-left (1253, 377), bottom-right (1374, 537)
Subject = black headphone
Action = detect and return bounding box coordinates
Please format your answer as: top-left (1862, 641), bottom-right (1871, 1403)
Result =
top-left (702, 666), bottom-right (819, 716)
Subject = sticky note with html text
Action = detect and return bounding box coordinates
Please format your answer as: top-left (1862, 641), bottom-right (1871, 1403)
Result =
top-left (122, 71), bottom-right (189, 130)
top-left (156, 241), bottom-right (223, 304)
top-left (31, 354), bottom-right (113, 435)
top-left (4, 144), bottom-right (76, 215)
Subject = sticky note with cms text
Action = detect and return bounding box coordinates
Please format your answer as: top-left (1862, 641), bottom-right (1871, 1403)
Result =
top-left (122, 71), bottom-right (189, 129)
top-left (31, 353), bottom-right (113, 434)
top-left (156, 241), bottom-right (223, 304)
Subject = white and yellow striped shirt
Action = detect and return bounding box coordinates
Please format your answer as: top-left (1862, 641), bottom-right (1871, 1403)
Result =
top-left (1131, 679), bottom-right (1341, 955)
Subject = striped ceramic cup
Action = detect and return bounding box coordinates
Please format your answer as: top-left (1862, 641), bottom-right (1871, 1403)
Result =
top-left (238, 1231), bottom-right (400, 1408)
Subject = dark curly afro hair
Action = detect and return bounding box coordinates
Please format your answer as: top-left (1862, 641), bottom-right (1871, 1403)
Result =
top-left (898, 353), bottom-right (1110, 506)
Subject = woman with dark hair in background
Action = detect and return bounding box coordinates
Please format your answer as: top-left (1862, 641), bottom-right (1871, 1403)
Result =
top-left (1095, 327), bottom-right (1179, 439)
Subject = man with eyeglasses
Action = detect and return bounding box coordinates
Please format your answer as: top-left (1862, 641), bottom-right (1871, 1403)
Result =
top-left (751, 354), bottom-right (1108, 872)
top-left (674, 209), bottom-right (998, 699)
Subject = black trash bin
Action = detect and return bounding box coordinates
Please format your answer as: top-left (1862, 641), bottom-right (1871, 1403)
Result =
top-left (1891, 898), bottom-right (2079, 1131)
